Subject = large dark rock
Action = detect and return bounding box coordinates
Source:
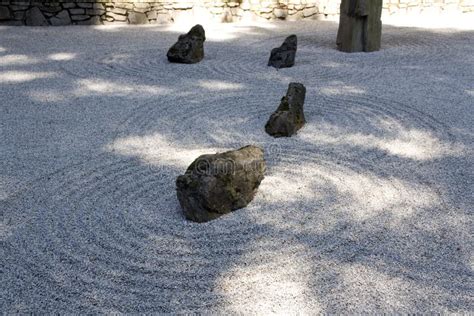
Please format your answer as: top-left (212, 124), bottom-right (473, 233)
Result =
top-left (167, 24), bottom-right (206, 64)
top-left (176, 145), bottom-right (266, 223)
top-left (265, 82), bottom-right (306, 137)
top-left (25, 7), bottom-right (48, 26)
top-left (336, 0), bottom-right (382, 52)
top-left (268, 35), bottom-right (297, 69)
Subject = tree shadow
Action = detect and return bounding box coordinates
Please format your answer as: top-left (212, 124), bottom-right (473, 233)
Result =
top-left (1, 20), bottom-right (473, 313)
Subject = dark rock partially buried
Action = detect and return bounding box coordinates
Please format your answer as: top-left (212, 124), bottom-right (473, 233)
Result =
top-left (265, 82), bottom-right (306, 137)
top-left (167, 24), bottom-right (206, 64)
top-left (268, 35), bottom-right (297, 69)
top-left (176, 145), bottom-right (266, 223)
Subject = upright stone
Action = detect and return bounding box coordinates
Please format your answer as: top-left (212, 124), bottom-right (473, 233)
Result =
top-left (176, 145), bottom-right (266, 223)
top-left (336, 0), bottom-right (382, 52)
top-left (167, 24), bottom-right (206, 64)
top-left (265, 83), bottom-right (306, 137)
top-left (268, 35), bottom-right (297, 69)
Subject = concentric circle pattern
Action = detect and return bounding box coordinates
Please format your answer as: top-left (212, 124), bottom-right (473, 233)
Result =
top-left (2, 21), bottom-right (472, 313)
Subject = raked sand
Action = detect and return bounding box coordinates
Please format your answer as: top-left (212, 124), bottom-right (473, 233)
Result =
top-left (1, 20), bottom-right (473, 313)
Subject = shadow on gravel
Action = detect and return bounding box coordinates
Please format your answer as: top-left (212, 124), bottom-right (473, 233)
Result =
top-left (1, 22), bottom-right (473, 313)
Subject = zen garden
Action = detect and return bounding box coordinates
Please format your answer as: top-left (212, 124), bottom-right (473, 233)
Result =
top-left (1, 0), bottom-right (473, 313)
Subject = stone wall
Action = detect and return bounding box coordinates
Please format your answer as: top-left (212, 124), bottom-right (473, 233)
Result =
top-left (0, 0), bottom-right (473, 26)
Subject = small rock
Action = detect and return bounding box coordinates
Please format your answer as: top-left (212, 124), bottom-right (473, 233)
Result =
top-left (268, 34), bottom-right (297, 69)
top-left (176, 145), bottom-right (266, 222)
top-left (25, 7), bottom-right (48, 26)
top-left (128, 11), bottom-right (149, 24)
top-left (265, 82), bottom-right (306, 137)
top-left (167, 24), bottom-right (206, 64)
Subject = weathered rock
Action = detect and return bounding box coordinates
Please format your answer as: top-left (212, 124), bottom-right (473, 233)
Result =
top-left (268, 35), bottom-right (297, 69)
top-left (176, 145), bottom-right (266, 222)
top-left (265, 82), bottom-right (306, 137)
top-left (336, 0), bottom-right (382, 52)
top-left (50, 10), bottom-right (71, 26)
top-left (167, 24), bottom-right (206, 64)
top-left (25, 7), bottom-right (48, 26)
top-left (0, 6), bottom-right (11, 20)
top-left (128, 11), bottom-right (149, 24)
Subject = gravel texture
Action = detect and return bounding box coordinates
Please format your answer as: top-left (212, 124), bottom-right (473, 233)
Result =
top-left (1, 20), bottom-right (473, 313)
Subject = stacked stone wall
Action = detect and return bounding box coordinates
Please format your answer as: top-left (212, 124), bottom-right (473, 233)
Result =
top-left (0, 0), bottom-right (473, 26)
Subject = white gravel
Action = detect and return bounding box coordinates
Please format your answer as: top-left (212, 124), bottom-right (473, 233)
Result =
top-left (1, 20), bottom-right (473, 313)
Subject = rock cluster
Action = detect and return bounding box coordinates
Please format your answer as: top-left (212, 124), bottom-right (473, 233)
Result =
top-left (176, 145), bottom-right (266, 223)
top-left (265, 83), bottom-right (306, 137)
top-left (268, 35), bottom-right (297, 69)
top-left (167, 25), bottom-right (206, 64)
